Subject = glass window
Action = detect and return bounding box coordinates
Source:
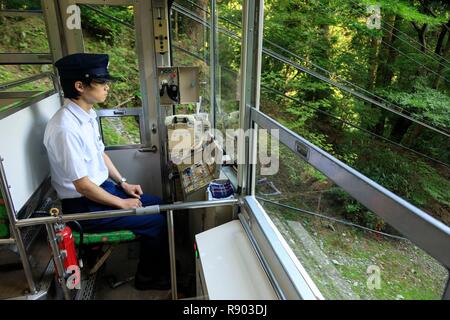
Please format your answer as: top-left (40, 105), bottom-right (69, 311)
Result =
top-left (0, 1), bottom-right (52, 84)
top-left (79, 4), bottom-right (142, 147)
top-left (254, 126), bottom-right (448, 300)
top-left (80, 4), bottom-right (139, 110)
top-left (171, 0), bottom-right (211, 115)
top-left (259, 0), bottom-right (450, 227)
top-left (171, 0), bottom-right (243, 162)
top-left (99, 115), bottom-right (141, 147)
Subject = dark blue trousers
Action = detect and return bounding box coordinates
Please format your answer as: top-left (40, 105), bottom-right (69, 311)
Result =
top-left (61, 180), bottom-right (169, 277)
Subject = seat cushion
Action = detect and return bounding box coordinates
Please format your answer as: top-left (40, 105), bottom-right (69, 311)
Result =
top-left (72, 230), bottom-right (136, 245)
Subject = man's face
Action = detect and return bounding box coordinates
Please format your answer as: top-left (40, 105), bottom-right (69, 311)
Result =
top-left (75, 79), bottom-right (110, 104)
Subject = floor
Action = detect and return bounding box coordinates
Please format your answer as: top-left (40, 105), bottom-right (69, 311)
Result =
top-left (94, 242), bottom-right (171, 300)
top-left (0, 228), bottom-right (52, 299)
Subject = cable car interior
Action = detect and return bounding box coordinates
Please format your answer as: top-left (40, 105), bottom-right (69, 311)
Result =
top-left (0, 0), bottom-right (449, 300)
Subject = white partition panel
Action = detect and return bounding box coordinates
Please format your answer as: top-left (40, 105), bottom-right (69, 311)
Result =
top-left (196, 220), bottom-right (278, 299)
top-left (0, 93), bottom-right (61, 215)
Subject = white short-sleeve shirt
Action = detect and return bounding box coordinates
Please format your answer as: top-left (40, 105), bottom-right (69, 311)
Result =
top-left (43, 100), bottom-right (109, 199)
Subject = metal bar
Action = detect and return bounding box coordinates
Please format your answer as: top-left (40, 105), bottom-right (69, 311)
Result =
top-left (45, 223), bottom-right (71, 300)
top-left (209, 0), bottom-right (217, 131)
top-left (238, 213), bottom-right (284, 300)
top-left (0, 72), bottom-right (55, 91)
top-left (41, 0), bottom-right (65, 63)
top-left (237, 0), bottom-right (264, 196)
top-left (0, 158), bottom-right (38, 294)
top-left (104, 144), bottom-right (146, 151)
top-left (15, 199), bottom-right (239, 228)
top-left (159, 199), bottom-right (238, 211)
top-left (0, 238), bottom-right (15, 245)
top-left (251, 107), bottom-right (450, 269)
top-left (75, 0), bottom-right (134, 5)
top-left (0, 91), bottom-right (42, 99)
top-left (58, 0), bottom-right (84, 54)
top-left (243, 196), bottom-right (323, 299)
top-left (0, 9), bottom-right (43, 17)
top-left (133, 0), bottom-right (164, 197)
top-left (0, 90), bottom-right (57, 121)
top-left (0, 53), bottom-right (52, 65)
top-left (167, 210), bottom-right (177, 300)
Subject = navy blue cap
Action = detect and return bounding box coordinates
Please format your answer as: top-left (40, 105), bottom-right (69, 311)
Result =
top-left (54, 53), bottom-right (117, 82)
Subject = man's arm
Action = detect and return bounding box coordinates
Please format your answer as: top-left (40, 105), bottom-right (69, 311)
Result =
top-left (103, 153), bottom-right (143, 199)
top-left (73, 176), bottom-right (142, 209)
top-left (103, 152), bottom-right (122, 184)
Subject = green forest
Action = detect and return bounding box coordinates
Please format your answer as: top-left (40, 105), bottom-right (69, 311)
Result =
top-left (1, 0), bottom-right (449, 299)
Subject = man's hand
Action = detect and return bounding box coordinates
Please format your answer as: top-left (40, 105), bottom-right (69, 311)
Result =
top-left (118, 198), bottom-right (142, 209)
top-left (121, 182), bottom-right (143, 199)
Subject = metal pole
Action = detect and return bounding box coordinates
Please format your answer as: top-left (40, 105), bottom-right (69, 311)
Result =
top-left (167, 210), bottom-right (177, 299)
top-left (0, 158), bottom-right (37, 294)
top-left (15, 199), bottom-right (239, 228)
top-left (209, 0), bottom-right (217, 130)
top-left (0, 72), bottom-right (55, 91)
top-left (237, 0), bottom-right (264, 195)
top-left (159, 199), bottom-right (239, 211)
top-left (45, 223), bottom-right (71, 300)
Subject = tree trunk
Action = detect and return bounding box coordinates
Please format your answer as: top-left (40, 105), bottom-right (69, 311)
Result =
top-left (362, 36), bottom-right (382, 131)
top-left (372, 15), bottom-right (401, 136)
top-left (402, 123), bottom-right (425, 146)
top-left (367, 36), bottom-right (381, 91)
top-left (412, 22), bottom-right (428, 53)
top-left (434, 22), bottom-right (448, 56)
top-left (182, 0), bottom-right (208, 51)
top-left (389, 117), bottom-right (412, 143)
top-left (433, 20), bottom-right (450, 89)
top-left (314, 24), bottom-right (333, 126)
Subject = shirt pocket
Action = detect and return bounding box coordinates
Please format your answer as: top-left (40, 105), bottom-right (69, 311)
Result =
top-left (83, 153), bottom-right (92, 162)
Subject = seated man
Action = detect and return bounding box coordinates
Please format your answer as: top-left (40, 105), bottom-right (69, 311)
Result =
top-left (44, 53), bottom-right (169, 290)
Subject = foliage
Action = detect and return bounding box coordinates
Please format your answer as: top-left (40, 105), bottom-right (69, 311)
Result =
top-left (380, 79), bottom-right (450, 129)
top-left (1, 0), bottom-right (449, 230)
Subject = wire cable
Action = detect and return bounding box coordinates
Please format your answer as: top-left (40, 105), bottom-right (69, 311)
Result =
top-left (256, 196), bottom-right (409, 241)
top-left (174, 2), bottom-right (450, 136)
top-left (182, 0), bottom-right (449, 84)
top-left (263, 47), bottom-right (450, 137)
top-left (347, 0), bottom-right (450, 67)
top-left (260, 84), bottom-right (450, 168)
top-left (264, 40), bottom-right (450, 127)
top-left (172, 35), bottom-right (450, 168)
top-left (82, 2), bottom-right (450, 167)
top-left (180, 0), bottom-right (450, 134)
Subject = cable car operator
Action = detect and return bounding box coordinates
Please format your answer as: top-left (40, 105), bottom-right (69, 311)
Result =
top-left (44, 53), bottom-right (170, 291)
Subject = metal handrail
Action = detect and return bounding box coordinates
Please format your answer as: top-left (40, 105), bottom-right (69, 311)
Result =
top-left (14, 199), bottom-right (240, 228)
top-left (250, 106), bottom-right (450, 270)
top-left (0, 72), bottom-right (56, 91)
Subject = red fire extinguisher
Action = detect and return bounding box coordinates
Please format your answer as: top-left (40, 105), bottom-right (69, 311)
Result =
top-left (49, 208), bottom-right (80, 290)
